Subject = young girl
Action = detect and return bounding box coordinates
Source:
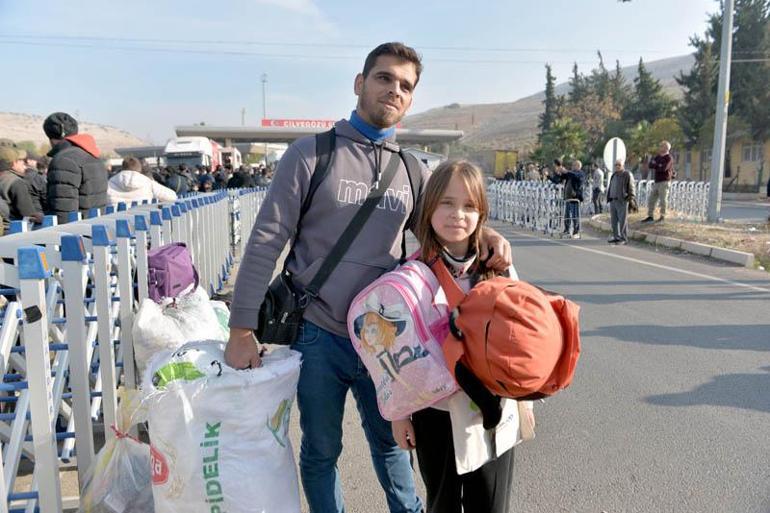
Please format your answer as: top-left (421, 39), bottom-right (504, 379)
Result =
top-left (391, 159), bottom-right (535, 513)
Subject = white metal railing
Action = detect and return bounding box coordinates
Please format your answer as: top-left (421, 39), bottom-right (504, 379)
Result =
top-left (636, 180), bottom-right (710, 222)
top-left (489, 179), bottom-right (712, 235)
top-left (0, 188), bottom-right (266, 513)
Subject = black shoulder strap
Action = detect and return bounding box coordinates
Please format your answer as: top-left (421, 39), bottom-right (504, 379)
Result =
top-left (400, 151), bottom-right (423, 262)
top-left (303, 150), bottom-right (402, 300)
top-left (300, 128), bottom-right (336, 220)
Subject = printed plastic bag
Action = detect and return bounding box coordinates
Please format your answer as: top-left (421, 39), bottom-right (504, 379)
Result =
top-left (79, 390), bottom-right (154, 513)
top-left (210, 300), bottom-right (231, 339)
top-left (144, 341), bottom-right (302, 513)
top-left (132, 286), bottom-right (226, 377)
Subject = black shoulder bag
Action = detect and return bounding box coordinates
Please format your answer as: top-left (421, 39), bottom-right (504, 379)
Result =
top-left (256, 139), bottom-right (404, 345)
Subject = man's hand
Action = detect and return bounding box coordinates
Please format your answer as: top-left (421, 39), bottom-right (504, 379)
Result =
top-left (391, 418), bottom-right (416, 450)
top-left (479, 226), bottom-right (512, 271)
top-left (225, 328), bottom-right (262, 369)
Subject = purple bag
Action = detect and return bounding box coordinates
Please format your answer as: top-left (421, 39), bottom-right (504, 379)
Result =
top-left (147, 243), bottom-right (199, 303)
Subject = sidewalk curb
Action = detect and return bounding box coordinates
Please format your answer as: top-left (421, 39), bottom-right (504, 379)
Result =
top-left (588, 216), bottom-right (756, 268)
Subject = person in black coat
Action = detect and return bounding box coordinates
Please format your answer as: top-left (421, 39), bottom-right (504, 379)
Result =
top-left (43, 112), bottom-right (108, 223)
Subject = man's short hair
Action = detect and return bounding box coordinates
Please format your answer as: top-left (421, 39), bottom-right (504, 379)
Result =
top-left (553, 158), bottom-right (562, 167)
top-left (122, 156), bottom-right (142, 172)
top-left (573, 159), bottom-right (582, 168)
top-left (363, 42), bottom-right (423, 84)
top-left (661, 140), bottom-right (672, 151)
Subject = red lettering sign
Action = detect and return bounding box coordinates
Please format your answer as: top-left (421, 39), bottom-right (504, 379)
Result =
top-left (261, 119), bottom-right (337, 129)
top-left (150, 445), bottom-right (169, 485)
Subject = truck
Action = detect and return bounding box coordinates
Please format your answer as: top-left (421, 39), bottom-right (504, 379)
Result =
top-left (220, 147), bottom-right (242, 168)
top-left (164, 137), bottom-right (222, 169)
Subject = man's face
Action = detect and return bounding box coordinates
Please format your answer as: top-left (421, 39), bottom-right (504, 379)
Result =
top-left (658, 142), bottom-right (669, 155)
top-left (572, 161), bottom-right (581, 171)
top-left (11, 159), bottom-right (26, 175)
top-left (354, 55), bottom-right (418, 129)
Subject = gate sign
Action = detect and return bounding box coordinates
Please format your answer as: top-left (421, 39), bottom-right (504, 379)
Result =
top-left (261, 119), bottom-right (336, 129)
top-left (603, 137), bottom-right (627, 170)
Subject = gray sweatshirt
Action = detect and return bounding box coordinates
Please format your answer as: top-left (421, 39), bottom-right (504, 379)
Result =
top-left (229, 119), bottom-right (427, 337)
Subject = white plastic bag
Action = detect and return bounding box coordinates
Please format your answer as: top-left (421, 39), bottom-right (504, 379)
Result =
top-left (210, 300), bottom-right (231, 339)
top-left (144, 341), bottom-right (302, 513)
top-left (79, 390), bottom-right (154, 513)
top-left (132, 287), bottom-right (226, 377)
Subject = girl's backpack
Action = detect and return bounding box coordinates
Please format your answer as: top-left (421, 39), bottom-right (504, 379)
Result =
top-left (432, 258), bottom-right (580, 401)
top-left (147, 243), bottom-right (199, 303)
top-left (347, 260), bottom-right (458, 420)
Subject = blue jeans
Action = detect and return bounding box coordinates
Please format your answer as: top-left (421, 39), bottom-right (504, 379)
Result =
top-left (291, 320), bottom-right (423, 513)
top-left (564, 200), bottom-right (581, 234)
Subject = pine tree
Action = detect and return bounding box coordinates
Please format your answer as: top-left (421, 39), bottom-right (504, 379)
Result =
top-left (538, 64), bottom-right (559, 139)
top-left (624, 58), bottom-right (675, 125)
top-left (609, 60), bottom-right (631, 113)
top-left (568, 63), bottom-right (587, 104)
top-left (676, 37), bottom-right (716, 147)
top-left (589, 51), bottom-right (611, 100)
top-left (710, 0), bottom-right (770, 139)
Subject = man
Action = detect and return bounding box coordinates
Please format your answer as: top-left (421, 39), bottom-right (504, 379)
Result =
top-left (225, 42), bottom-right (511, 513)
top-left (44, 112), bottom-right (108, 223)
top-left (642, 140), bottom-right (674, 223)
top-left (606, 159), bottom-right (637, 245)
top-left (590, 162), bottom-right (605, 214)
top-left (164, 165), bottom-right (190, 195)
top-left (550, 158), bottom-right (585, 238)
top-left (0, 146), bottom-right (44, 231)
top-left (23, 151), bottom-right (48, 214)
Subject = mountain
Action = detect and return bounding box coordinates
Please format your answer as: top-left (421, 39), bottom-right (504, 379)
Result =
top-left (0, 112), bottom-right (147, 156)
top-left (403, 54), bottom-right (696, 151)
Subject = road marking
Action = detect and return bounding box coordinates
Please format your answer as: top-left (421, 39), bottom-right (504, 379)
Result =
top-left (510, 230), bottom-right (770, 293)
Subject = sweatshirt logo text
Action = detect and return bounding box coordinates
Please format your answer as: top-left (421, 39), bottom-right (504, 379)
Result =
top-left (337, 180), bottom-right (411, 214)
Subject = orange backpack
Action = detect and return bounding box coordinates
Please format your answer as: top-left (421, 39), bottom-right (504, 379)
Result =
top-left (432, 259), bottom-right (581, 400)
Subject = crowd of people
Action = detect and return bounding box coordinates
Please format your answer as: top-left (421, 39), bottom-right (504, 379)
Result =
top-left (0, 112), bottom-right (272, 235)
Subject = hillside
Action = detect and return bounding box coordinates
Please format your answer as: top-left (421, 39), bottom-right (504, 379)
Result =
top-left (0, 112), bottom-right (146, 156)
top-left (403, 54), bottom-right (695, 151)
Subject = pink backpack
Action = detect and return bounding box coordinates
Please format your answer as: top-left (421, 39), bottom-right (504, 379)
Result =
top-left (347, 260), bottom-right (458, 420)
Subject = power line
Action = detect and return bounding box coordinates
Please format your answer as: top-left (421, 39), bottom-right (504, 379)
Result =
top-left (0, 33), bottom-right (677, 55)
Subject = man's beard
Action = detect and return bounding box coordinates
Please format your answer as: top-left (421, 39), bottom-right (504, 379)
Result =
top-left (359, 92), bottom-right (403, 129)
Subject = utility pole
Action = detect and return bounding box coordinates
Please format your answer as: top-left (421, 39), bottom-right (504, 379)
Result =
top-left (261, 73), bottom-right (269, 165)
top-left (707, 0), bottom-right (735, 223)
top-left (261, 73), bottom-right (268, 121)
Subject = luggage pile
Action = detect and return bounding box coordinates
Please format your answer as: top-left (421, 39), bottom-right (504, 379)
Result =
top-left (80, 242), bottom-right (302, 513)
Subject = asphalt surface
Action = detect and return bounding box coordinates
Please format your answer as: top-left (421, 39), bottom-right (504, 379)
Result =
top-left (720, 199), bottom-right (770, 223)
top-left (284, 220), bottom-right (770, 513)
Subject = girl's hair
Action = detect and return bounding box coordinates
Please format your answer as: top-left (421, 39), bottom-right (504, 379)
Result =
top-left (360, 312), bottom-right (397, 354)
top-left (416, 159), bottom-right (488, 264)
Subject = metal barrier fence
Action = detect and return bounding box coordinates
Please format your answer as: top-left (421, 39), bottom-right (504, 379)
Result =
top-left (488, 179), bottom-right (711, 235)
top-left (0, 188), bottom-right (265, 513)
top-left (488, 181), bottom-right (566, 236)
top-left (636, 180), bottom-right (710, 222)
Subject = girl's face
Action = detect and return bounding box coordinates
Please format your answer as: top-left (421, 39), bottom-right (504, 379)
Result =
top-left (430, 173), bottom-right (480, 257)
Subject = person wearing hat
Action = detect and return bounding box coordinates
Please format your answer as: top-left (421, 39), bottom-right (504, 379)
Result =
top-left (43, 112), bottom-right (108, 223)
top-left (0, 146), bottom-right (44, 231)
top-left (22, 151), bottom-right (48, 214)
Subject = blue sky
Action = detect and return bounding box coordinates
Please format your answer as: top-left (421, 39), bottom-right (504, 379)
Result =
top-left (0, 0), bottom-right (717, 144)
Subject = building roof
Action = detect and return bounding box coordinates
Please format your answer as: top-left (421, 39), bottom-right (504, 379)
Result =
top-left (174, 125), bottom-right (463, 145)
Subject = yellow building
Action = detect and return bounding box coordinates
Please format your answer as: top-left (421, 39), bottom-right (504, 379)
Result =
top-left (681, 137), bottom-right (769, 193)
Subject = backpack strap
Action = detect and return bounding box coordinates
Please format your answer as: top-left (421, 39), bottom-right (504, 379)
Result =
top-left (430, 258), bottom-right (466, 310)
top-left (301, 128), bottom-right (336, 220)
top-left (399, 151), bottom-right (423, 262)
top-left (290, 128), bottom-right (335, 246)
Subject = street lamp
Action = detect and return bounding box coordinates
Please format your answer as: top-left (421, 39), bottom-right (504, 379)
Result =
top-left (261, 73), bottom-right (268, 165)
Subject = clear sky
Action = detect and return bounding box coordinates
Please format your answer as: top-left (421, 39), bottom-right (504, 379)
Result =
top-left (0, 0), bottom-right (718, 144)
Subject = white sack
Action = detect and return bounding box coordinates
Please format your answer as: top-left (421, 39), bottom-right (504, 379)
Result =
top-left (144, 341), bottom-right (302, 513)
top-left (132, 287), bottom-right (226, 377)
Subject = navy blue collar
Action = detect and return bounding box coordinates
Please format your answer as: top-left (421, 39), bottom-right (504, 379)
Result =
top-left (349, 110), bottom-right (396, 143)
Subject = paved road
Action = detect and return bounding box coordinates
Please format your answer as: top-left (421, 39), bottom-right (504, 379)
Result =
top-left (285, 220), bottom-right (770, 513)
top-left (720, 199), bottom-right (769, 223)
